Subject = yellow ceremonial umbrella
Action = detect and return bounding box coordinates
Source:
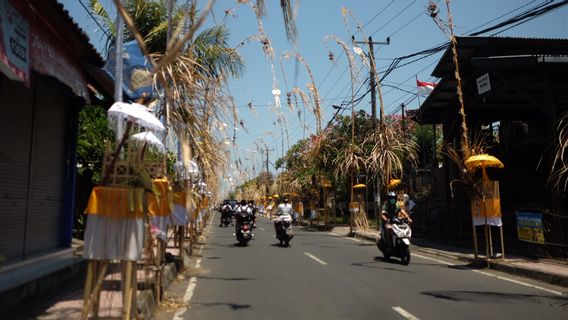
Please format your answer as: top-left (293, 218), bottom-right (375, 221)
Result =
top-left (352, 183), bottom-right (366, 189)
top-left (464, 154), bottom-right (505, 261)
top-left (465, 154), bottom-right (504, 171)
top-left (387, 179), bottom-right (401, 190)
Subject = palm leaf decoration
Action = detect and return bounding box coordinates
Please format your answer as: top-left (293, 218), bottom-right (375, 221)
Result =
top-left (550, 112), bottom-right (568, 191)
top-left (367, 126), bottom-right (418, 188)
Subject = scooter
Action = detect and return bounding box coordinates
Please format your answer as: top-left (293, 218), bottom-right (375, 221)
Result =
top-left (220, 208), bottom-right (232, 227)
top-left (275, 220), bottom-right (293, 247)
top-left (236, 220), bottom-right (253, 246)
top-left (377, 217), bottom-right (412, 265)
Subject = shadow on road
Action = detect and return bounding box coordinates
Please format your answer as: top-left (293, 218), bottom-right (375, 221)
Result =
top-left (349, 259), bottom-right (414, 273)
top-left (422, 290), bottom-right (568, 308)
top-left (196, 276), bottom-right (256, 281)
top-left (192, 302), bottom-right (252, 311)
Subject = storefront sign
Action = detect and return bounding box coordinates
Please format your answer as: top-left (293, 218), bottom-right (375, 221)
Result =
top-left (476, 73), bottom-right (491, 95)
top-left (0, 0), bottom-right (30, 84)
top-left (516, 212), bottom-right (545, 244)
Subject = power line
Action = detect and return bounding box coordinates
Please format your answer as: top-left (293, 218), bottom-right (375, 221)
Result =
top-left (353, 0), bottom-right (396, 37)
top-left (78, 0), bottom-right (112, 39)
top-left (370, 0), bottom-right (417, 37)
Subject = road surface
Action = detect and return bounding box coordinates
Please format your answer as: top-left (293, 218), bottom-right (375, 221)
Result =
top-left (157, 216), bottom-right (567, 320)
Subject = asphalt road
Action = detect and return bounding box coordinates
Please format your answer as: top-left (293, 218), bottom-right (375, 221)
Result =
top-left (158, 216), bottom-right (568, 320)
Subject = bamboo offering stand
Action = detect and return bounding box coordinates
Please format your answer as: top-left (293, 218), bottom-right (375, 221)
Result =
top-left (82, 101), bottom-right (167, 319)
top-left (465, 154), bottom-right (506, 262)
top-left (350, 184), bottom-right (369, 233)
top-left (81, 186), bottom-right (146, 320)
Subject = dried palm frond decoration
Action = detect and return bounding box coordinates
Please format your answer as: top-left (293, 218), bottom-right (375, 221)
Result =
top-left (367, 126), bottom-right (418, 188)
top-left (549, 112), bottom-right (568, 191)
top-left (428, 0), bottom-right (471, 159)
top-left (332, 142), bottom-right (369, 181)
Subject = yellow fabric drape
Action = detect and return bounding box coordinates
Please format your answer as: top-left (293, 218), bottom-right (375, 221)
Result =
top-left (147, 179), bottom-right (173, 217)
top-left (173, 191), bottom-right (186, 207)
top-left (84, 186), bottom-right (145, 219)
top-left (470, 170), bottom-right (501, 220)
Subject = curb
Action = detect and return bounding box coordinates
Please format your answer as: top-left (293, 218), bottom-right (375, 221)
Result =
top-left (489, 261), bottom-right (568, 289)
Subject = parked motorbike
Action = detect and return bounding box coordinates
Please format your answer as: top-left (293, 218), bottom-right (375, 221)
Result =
top-left (275, 221), bottom-right (293, 247)
top-left (377, 217), bottom-right (412, 265)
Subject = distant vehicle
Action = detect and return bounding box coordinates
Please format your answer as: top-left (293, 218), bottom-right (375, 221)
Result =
top-left (223, 199), bottom-right (238, 211)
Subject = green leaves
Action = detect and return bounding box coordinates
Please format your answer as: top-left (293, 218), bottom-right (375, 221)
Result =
top-left (77, 106), bottom-right (113, 183)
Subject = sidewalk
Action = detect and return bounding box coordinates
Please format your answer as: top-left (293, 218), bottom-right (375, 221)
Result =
top-left (302, 222), bottom-right (568, 289)
top-left (0, 233), bottom-right (201, 319)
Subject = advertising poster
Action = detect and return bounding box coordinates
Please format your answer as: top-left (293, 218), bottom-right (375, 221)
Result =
top-left (516, 212), bottom-right (545, 244)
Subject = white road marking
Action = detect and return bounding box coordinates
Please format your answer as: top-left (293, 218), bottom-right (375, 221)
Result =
top-left (392, 306), bottom-right (420, 320)
top-left (304, 252), bottom-right (328, 265)
top-left (259, 227), bottom-right (266, 232)
top-left (172, 244), bottom-right (205, 319)
top-left (413, 253), bottom-right (454, 266)
top-left (330, 232), bottom-right (364, 242)
top-left (413, 253), bottom-right (564, 296)
top-left (471, 269), bottom-right (563, 296)
top-left (173, 277), bottom-right (197, 320)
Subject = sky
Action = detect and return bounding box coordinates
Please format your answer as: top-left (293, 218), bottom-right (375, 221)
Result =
top-left (61, 0), bottom-right (568, 190)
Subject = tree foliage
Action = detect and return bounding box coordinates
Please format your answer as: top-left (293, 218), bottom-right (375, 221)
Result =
top-left (76, 106), bottom-right (113, 183)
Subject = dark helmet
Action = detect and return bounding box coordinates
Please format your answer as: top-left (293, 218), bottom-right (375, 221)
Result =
top-left (240, 199), bottom-right (247, 206)
top-left (387, 192), bottom-right (397, 204)
top-left (283, 197), bottom-right (289, 203)
top-left (248, 200), bottom-right (254, 204)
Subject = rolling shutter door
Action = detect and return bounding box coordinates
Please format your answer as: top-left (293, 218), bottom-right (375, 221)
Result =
top-left (24, 77), bottom-right (67, 256)
top-left (0, 76), bottom-right (34, 260)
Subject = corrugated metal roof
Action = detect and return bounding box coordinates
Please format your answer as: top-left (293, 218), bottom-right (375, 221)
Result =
top-left (24, 0), bottom-right (105, 66)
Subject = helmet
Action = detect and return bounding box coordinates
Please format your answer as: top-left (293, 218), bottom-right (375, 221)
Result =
top-left (248, 200), bottom-right (254, 204)
top-left (240, 200), bottom-right (247, 206)
top-left (283, 197), bottom-right (289, 203)
top-left (387, 192), bottom-right (397, 204)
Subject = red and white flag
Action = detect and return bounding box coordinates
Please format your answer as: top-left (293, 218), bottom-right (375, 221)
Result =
top-left (416, 79), bottom-right (437, 96)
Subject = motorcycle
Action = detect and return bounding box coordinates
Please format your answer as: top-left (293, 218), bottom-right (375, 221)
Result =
top-left (236, 220), bottom-right (253, 246)
top-left (377, 217), bottom-right (412, 265)
top-left (275, 220), bottom-right (293, 247)
top-left (220, 208), bottom-right (232, 227)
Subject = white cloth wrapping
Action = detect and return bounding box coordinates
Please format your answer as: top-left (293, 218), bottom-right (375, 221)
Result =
top-left (172, 204), bottom-right (188, 226)
top-left (472, 217), bottom-right (503, 227)
top-left (83, 215), bottom-right (144, 261)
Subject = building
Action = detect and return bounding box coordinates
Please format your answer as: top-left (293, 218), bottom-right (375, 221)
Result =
top-left (416, 36), bottom-right (568, 250)
top-left (0, 0), bottom-right (110, 309)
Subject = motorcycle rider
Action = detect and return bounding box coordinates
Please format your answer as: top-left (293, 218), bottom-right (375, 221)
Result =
top-left (220, 202), bottom-right (232, 227)
top-left (247, 200), bottom-right (257, 228)
top-left (235, 199), bottom-right (253, 235)
top-left (274, 197), bottom-right (293, 237)
top-left (381, 192), bottom-right (412, 245)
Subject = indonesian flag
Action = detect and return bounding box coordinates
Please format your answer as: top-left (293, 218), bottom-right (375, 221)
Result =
top-left (417, 79), bottom-right (437, 96)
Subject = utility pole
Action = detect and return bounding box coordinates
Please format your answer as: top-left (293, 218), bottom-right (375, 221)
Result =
top-left (401, 103), bottom-right (406, 137)
top-left (352, 36), bottom-right (390, 128)
top-left (352, 35), bottom-right (390, 221)
top-left (260, 147), bottom-right (274, 197)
